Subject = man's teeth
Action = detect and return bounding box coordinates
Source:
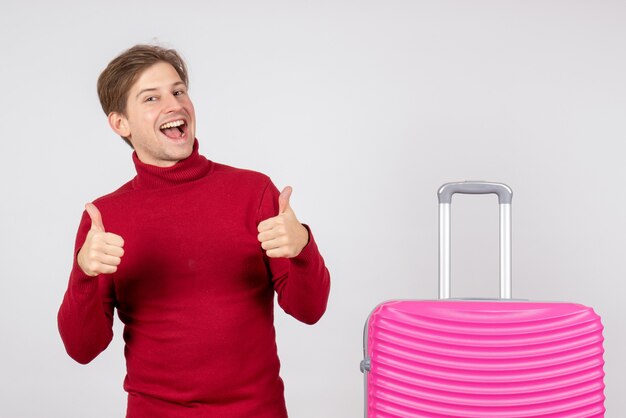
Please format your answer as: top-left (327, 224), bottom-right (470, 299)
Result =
top-left (159, 120), bottom-right (185, 129)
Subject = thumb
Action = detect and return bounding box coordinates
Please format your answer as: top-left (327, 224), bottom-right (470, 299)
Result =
top-left (85, 203), bottom-right (106, 232)
top-left (278, 186), bottom-right (293, 214)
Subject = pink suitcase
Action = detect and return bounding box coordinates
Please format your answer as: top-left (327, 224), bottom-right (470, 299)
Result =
top-left (361, 182), bottom-right (605, 417)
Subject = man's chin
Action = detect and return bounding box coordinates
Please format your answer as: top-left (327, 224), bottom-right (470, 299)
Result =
top-left (135, 145), bottom-right (193, 167)
top-left (165, 144), bottom-right (193, 161)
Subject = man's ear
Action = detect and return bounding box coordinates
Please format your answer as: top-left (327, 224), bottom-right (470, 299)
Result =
top-left (108, 112), bottom-right (131, 138)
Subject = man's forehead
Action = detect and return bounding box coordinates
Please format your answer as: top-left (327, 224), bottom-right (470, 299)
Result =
top-left (131, 62), bottom-right (185, 91)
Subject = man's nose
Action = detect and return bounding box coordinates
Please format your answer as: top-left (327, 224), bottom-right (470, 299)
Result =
top-left (163, 93), bottom-right (183, 112)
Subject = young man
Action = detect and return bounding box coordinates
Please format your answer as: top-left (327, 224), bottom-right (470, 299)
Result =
top-left (58, 45), bottom-right (331, 418)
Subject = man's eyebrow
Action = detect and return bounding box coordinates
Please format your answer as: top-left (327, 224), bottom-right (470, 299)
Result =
top-left (136, 88), bottom-right (158, 99)
top-left (135, 82), bottom-right (187, 99)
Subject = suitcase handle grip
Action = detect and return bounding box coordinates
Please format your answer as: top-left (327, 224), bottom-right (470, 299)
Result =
top-left (437, 181), bottom-right (513, 300)
top-left (438, 181), bottom-right (512, 204)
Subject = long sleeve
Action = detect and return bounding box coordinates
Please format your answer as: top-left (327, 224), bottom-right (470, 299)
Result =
top-left (57, 211), bottom-right (115, 364)
top-left (258, 181), bottom-right (331, 325)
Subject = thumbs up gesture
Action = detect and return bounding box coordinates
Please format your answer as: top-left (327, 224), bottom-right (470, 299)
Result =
top-left (77, 203), bottom-right (125, 277)
top-left (257, 186), bottom-right (310, 258)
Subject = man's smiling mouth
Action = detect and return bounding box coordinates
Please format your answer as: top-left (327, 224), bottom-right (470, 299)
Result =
top-left (159, 119), bottom-right (187, 139)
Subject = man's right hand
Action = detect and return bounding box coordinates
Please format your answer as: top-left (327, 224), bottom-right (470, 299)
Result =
top-left (77, 203), bottom-right (125, 277)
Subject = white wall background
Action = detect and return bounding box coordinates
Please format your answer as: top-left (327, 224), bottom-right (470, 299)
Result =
top-left (1, 1), bottom-right (625, 416)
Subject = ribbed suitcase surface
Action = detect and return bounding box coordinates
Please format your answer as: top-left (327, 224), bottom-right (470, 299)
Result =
top-left (365, 300), bottom-right (605, 417)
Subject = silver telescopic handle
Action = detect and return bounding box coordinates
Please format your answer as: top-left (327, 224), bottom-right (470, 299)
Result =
top-left (437, 181), bottom-right (513, 300)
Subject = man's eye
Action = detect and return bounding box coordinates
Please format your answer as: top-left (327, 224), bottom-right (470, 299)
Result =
top-left (144, 96), bottom-right (157, 102)
top-left (174, 90), bottom-right (185, 96)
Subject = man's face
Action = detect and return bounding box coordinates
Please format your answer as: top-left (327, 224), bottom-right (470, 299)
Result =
top-left (111, 61), bottom-right (196, 167)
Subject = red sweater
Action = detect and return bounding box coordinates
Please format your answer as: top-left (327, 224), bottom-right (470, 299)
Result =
top-left (58, 140), bottom-right (331, 417)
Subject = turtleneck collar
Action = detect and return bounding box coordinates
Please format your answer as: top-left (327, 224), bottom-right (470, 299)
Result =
top-left (131, 139), bottom-right (212, 190)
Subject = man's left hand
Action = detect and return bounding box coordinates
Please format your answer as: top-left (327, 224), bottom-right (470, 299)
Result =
top-left (257, 186), bottom-right (309, 258)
